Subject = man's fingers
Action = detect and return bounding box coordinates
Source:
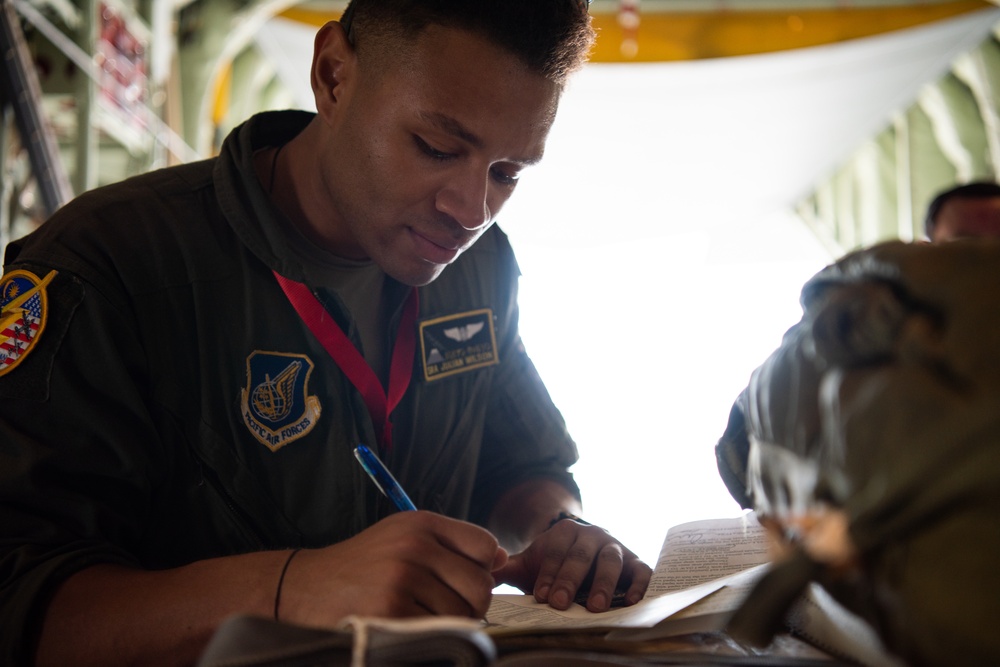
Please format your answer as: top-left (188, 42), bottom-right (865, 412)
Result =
top-left (416, 511), bottom-right (504, 570)
top-left (528, 521), bottom-right (583, 606)
top-left (623, 557), bottom-right (653, 605)
top-left (536, 525), bottom-right (652, 612)
top-left (579, 542), bottom-right (625, 611)
top-left (499, 521), bottom-right (652, 614)
top-left (388, 512), bottom-right (502, 617)
top-left (404, 565), bottom-right (489, 618)
top-left (492, 547), bottom-right (509, 572)
top-left (425, 548), bottom-right (499, 618)
top-left (536, 523), bottom-right (613, 610)
top-left (288, 512), bottom-right (504, 623)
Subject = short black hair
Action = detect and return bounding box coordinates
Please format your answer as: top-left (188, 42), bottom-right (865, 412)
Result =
top-left (924, 181), bottom-right (1000, 239)
top-left (339, 0), bottom-right (595, 86)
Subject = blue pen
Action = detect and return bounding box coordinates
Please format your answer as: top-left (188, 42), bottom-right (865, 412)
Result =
top-left (353, 444), bottom-right (417, 511)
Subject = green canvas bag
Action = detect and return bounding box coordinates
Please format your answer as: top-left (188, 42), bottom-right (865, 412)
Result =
top-left (716, 240), bottom-right (1000, 667)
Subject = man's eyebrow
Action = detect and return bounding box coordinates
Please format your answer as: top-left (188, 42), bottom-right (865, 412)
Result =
top-left (419, 111), bottom-right (544, 166)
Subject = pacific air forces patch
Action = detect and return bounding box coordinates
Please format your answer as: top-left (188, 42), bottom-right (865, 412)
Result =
top-left (419, 308), bottom-right (499, 381)
top-left (0, 269), bottom-right (56, 376)
top-left (241, 351), bottom-right (321, 452)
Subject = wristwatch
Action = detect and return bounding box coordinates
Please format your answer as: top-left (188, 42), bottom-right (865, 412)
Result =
top-left (547, 510), bottom-right (591, 530)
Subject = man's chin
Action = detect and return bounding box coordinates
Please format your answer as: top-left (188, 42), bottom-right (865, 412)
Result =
top-left (386, 262), bottom-right (448, 287)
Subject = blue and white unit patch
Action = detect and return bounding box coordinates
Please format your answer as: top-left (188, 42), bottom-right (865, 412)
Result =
top-left (240, 351), bottom-right (322, 452)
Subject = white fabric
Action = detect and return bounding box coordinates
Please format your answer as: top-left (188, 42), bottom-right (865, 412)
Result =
top-left (254, 9), bottom-right (1000, 245)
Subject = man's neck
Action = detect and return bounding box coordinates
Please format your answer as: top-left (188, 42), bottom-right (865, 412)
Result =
top-left (257, 120), bottom-right (358, 259)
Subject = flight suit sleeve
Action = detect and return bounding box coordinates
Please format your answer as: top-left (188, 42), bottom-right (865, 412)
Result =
top-left (0, 263), bottom-right (163, 665)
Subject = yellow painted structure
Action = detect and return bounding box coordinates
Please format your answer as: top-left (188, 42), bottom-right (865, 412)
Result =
top-left (590, 0), bottom-right (995, 61)
top-left (279, 0), bottom-right (994, 62)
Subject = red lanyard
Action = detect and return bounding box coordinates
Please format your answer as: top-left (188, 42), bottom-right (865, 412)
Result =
top-left (273, 271), bottom-right (418, 451)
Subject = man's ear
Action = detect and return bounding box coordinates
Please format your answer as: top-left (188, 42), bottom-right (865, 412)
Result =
top-left (311, 21), bottom-right (355, 121)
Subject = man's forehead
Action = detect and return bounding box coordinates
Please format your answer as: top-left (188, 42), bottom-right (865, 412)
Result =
top-left (935, 196), bottom-right (1000, 239)
top-left (943, 196), bottom-right (1000, 218)
top-left (392, 27), bottom-right (559, 154)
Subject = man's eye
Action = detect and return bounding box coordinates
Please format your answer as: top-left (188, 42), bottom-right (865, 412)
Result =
top-left (415, 136), bottom-right (452, 160)
top-left (491, 166), bottom-right (519, 187)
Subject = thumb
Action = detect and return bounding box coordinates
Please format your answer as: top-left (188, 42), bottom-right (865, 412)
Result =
top-left (492, 546), bottom-right (509, 571)
top-left (491, 551), bottom-right (532, 592)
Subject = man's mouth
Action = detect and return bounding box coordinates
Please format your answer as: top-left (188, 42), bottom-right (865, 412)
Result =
top-left (409, 228), bottom-right (465, 265)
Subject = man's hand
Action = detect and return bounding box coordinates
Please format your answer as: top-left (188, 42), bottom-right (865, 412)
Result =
top-left (491, 518), bottom-right (651, 612)
top-left (36, 511), bottom-right (506, 667)
top-left (282, 511), bottom-right (507, 623)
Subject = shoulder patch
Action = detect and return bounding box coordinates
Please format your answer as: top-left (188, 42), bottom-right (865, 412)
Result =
top-left (0, 269), bottom-right (56, 376)
top-left (419, 308), bottom-right (499, 381)
top-left (240, 351), bottom-right (322, 452)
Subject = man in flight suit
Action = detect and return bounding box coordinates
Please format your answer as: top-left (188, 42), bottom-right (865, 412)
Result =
top-left (0, 1), bottom-right (652, 665)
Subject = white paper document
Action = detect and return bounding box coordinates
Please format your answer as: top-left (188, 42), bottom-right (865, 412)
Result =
top-left (487, 513), bottom-right (770, 631)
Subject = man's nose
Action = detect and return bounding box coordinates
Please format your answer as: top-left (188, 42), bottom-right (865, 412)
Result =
top-left (436, 171), bottom-right (492, 231)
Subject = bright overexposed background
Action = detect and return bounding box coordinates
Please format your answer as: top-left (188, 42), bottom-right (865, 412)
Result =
top-left (509, 222), bottom-right (829, 565)
top-left (479, 12), bottom-right (996, 563)
top-left (497, 62), bottom-right (839, 565)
